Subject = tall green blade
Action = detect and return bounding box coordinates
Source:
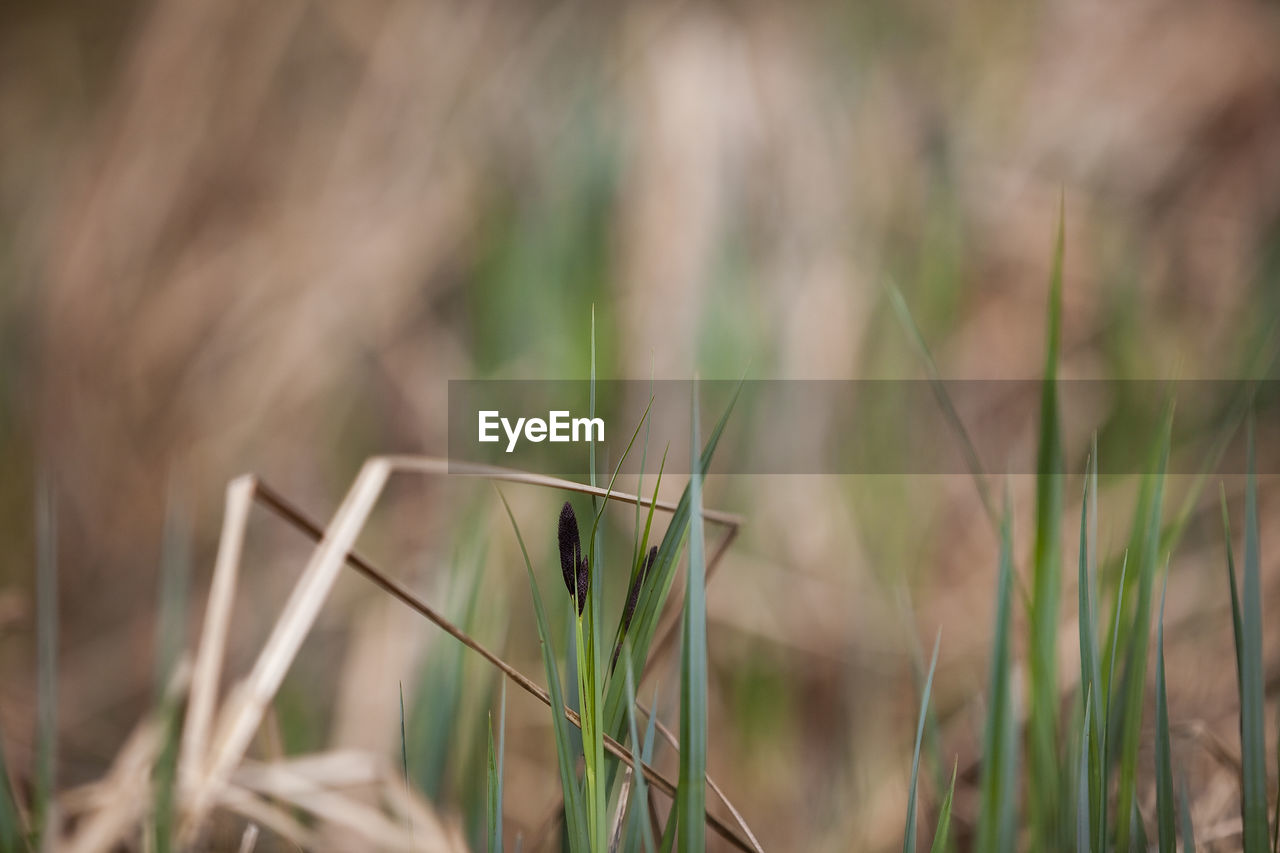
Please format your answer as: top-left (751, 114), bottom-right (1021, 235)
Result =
top-left (399, 683), bottom-right (409, 785)
top-left (1102, 553), bottom-right (1129, 849)
top-left (1179, 775), bottom-right (1196, 853)
top-left (885, 282), bottom-right (996, 525)
top-left (976, 498), bottom-right (1018, 853)
top-left (1077, 690), bottom-right (1093, 853)
top-left (1220, 484), bottom-right (1245, 692)
top-left (603, 383), bottom-right (741, 742)
top-left (487, 681), bottom-right (506, 853)
top-left (904, 631), bottom-right (942, 853)
top-left (1115, 410), bottom-right (1171, 853)
top-left (928, 761), bottom-right (957, 853)
top-left (407, 539), bottom-right (488, 800)
top-left (1154, 578), bottom-right (1175, 853)
top-left (575, 399), bottom-right (649, 853)
top-left (676, 385), bottom-right (708, 853)
top-left (1029, 204), bottom-right (1065, 848)
top-left (658, 804), bottom-right (677, 853)
top-left (497, 490), bottom-right (587, 851)
top-left (1239, 424), bottom-right (1269, 853)
top-left (622, 691), bottom-right (661, 853)
top-left (623, 652), bottom-right (657, 853)
top-left (1078, 443), bottom-right (1105, 852)
top-left (0, 716), bottom-right (21, 852)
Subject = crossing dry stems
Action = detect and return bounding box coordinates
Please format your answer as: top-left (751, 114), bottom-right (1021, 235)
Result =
top-left (49, 455), bottom-right (757, 851)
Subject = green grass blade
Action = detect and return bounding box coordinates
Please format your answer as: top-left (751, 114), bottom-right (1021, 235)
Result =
top-left (575, 400), bottom-right (651, 853)
top-left (623, 651), bottom-right (657, 853)
top-left (1179, 775), bottom-right (1196, 853)
top-left (885, 282), bottom-right (996, 525)
top-left (1102, 551), bottom-right (1128, 850)
top-left (928, 761), bottom-right (957, 853)
top-left (590, 303), bottom-right (598, 498)
top-left (1115, 410), bottom-right (1171, 853)
top-left (676, 385), bottom-right (708, 853)
top-left (1029, 203), bottom-right (1066, 848)
top-left (1078, 444), bottom-right (1104, 851)
top-left (623, 691), bottom-right (662, 853)
top-left (407, 539), bottom-right (488, 800)
top-left (1240, 422), bottom-right (1269, 853)
top-left (904, 631), bottom-right (942, 853)
top-left (0, 716), bottom-right (22, 852)
top-left (611, 448), bottom-right (668, 676)
top-left (1155, 577), bottom-right (1175, 853)
top-left (587, 397), bottom-right (652, 554)
top-left (1220, 484), bottom-right (1245, 693)
top-left (0, 743), bottom-right (21, 853)
top-left (603, 383), bottom-right (741, 742)
top-left (976, 497), bottom-right (1019, 853)
top-left (1077, 690), bottom-right (1093, 853)
top-left (487, 715), bottom-right (498, 851)
top-left (497, 489), bottom-right (587, 851)
top-left (487, 680), bottom-right (506, 852)
top-left (658, 804), bottom-right (677, 853)
top-left (1130, 800), bottom-right (1149, 853)
top-left (399, 683), bottom-right (409, 784)
top-left (630, 368), bottom-right (655, 605)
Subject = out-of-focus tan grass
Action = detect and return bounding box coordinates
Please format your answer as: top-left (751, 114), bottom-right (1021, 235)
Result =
top-left (2, 0), bottom-right (1280, 850)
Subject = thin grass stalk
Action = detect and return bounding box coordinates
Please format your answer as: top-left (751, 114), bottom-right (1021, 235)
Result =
top-left (1078, 444), bottom-right (1105, 853)
top-left (1077, 690), bottom-right (1093, 853)
top-left (1155, 577), bottom-right (1175, 853)
top-left (1239, 422), bottom-right (1269, 853)
top-left (975, 496), bottom-right (1018, 853)
top-left (624, 651), bottom-right (657, 853)
top-left (1029, 203), bottom-right (1065, 848)
top-left (677, 384), bottom-right (709, 852)
top-left (1115, 410), bottom-right (1171, 853)
top-left (929, 762), bottom-right (957, 853)
top-left (903, 631), bottom-right (942, 853)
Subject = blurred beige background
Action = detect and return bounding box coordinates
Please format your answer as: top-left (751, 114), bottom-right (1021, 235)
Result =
top-left (2, 0), bottom-right (1279, 849)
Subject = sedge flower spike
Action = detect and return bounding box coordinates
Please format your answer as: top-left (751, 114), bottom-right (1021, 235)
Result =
top-left (558, 501), bottom-right (589, 616)
top-left (610, 545), bottom-right (657, 672)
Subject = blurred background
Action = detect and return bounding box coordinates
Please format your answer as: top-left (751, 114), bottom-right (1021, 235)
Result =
top-left (2, 0), bottom-right (1280, 849)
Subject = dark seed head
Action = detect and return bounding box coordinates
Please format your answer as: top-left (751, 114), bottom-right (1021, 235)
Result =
top-left (611, 545), bottom-right (658, 672)
top-left (558, 501), bottom-right (581, 606)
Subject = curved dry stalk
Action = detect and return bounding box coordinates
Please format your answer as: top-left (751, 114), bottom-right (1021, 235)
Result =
top-left (183, 458), bottom-right (395, 840)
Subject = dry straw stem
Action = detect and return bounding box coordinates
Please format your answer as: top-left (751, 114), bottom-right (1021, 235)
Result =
top-left (231, 753), bottom-right (463, 851)
top-left (214, 783), bottom-right (319, 849)
top-left (178, 455), bottom-right (754, 851)
top-left (235, 823), bottom-right (259, 853)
